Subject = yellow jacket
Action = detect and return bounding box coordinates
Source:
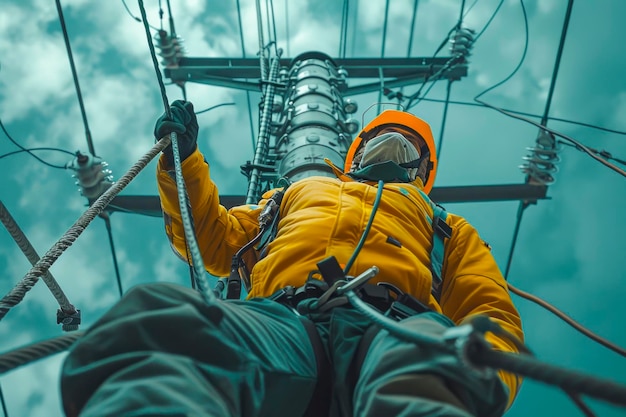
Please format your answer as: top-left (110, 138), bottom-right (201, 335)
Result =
top-left (157, 149), bottom-right (524, 406)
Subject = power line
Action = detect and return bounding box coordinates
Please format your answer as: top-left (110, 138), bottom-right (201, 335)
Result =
top-left (235, 0), bottom-right (258, 150)
top-left (0, 119), bottom-right (70, 169)
top-left (411, 97), bottom-right (626, 135)
top-left (54, 0), bottom-right (95, 157)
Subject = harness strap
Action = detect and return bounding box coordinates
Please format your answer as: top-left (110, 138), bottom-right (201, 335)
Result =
top-left (417, 189), bottom-right (452, 302)
top-left (297, 315), bottom-right (332, 417)
top-left (347, 324), bottom-right (381, 394)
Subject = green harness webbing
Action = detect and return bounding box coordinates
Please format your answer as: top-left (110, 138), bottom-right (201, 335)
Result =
top-left (417, 189), bottom-right (452, 302)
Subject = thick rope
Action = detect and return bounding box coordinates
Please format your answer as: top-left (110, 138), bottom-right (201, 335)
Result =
top-left (137, 0), bottom-right (215, 303)
top-left (0, 201), bottom-right (77, 315)
top-left (0, 138), bottom-right (170, 323)
top-left (0, 331), bottom-right (84, 375)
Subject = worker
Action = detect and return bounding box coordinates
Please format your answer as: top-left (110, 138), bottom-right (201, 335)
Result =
top-left (60, 100), bottom-right (524, 417)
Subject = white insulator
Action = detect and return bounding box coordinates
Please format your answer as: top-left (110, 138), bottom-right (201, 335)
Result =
top-left (450, 28), bottom-right (475, 59)
top-left (154, 30), bottom-right (185, 68)
top-left (519, 130), bottom-right (562, 185)
top-left (66, 152), bottom-right (114, 199)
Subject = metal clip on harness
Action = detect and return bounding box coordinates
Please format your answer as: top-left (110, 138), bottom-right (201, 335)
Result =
top-left (226, 188), bottom-right (286, 299)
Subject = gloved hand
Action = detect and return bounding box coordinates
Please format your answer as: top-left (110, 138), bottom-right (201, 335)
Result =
top-left (154, 100), bottom-right (199, 166)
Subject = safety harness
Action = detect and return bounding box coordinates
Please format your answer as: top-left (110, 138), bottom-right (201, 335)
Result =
top-left (225, 181), bottom-right (453, 417)
top-left (226, 182), bottom-right (452, 306)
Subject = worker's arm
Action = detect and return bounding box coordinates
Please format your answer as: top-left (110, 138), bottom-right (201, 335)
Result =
top-left (439, 215), bottom-right (524, 409)
top-left (157, 149), bottom-right (265, 276)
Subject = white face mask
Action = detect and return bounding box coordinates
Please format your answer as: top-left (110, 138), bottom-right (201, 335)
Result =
top-left (358, 132), bottom-right (420, 180)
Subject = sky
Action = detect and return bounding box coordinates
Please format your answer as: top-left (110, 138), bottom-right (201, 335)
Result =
top-left (0, 0), bottom-right (625, 416)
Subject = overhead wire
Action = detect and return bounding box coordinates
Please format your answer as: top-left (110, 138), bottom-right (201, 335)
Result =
top-left (101, 213), bottom-right (124, 297)
top-left (405, 0), bottom-right (506, 110)
top-left (473, 0), bottom-right (505, 42)
top-left (284, 0), bottom-right (290, 57)
top-left (120, 0), bottom-right (160, 30)
top-left (236, 0), bottom-right (258, 149)
top-left (377, 0), bottom-right (391, 113)
top-left (54, 0), bottom-right (95, 157)
top-left (435, 0), bottom-right (465, 161)
top-left (0, 147), bottom-right (75, 163)
top-left (56, 0), bottom-right (124, 298)
top-left (397, 0), bottom-right (420, 110)
top-left (266, 0), bottom-right (279, 56)
top-left (558, 140), bottom-right (626, 166)
top-left (339, 0), bottom-right (350, 58)
top-left (0, 119), bottom-right (69, 170)
top-left (407, 96), bottom-right (626, 135)
top-left (0, 385), bottom-right (6, 417)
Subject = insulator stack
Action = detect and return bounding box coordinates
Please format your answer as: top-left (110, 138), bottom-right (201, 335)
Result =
top-left (449, 27), bottom-right (475, 62)
top-left (520, 130), bottom-right (561, 185)
top-left (154, 29), bottom-right (185, 69)
top-left (272, 52), bottom-right (356, 182)
top-left (66, 152), bottom-right (114, 199)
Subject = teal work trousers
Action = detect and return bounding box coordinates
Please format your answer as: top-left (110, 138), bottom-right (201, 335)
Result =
top-left (60, 283), bottom-right (508, 417)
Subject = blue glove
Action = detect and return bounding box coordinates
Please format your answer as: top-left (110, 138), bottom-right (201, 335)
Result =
top-left (154, 100), bottom-right (199, 166)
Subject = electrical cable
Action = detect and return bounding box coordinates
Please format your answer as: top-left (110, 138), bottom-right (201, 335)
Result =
top-left (404, 97), bottom-right (626, 135)
top-left (505, 1), bottom-right (572, 282)
top-left (235, 0), bottom-right (258, 150)
top-left (0, 148), bottom-right (73, 167)
top-left (473, 0), bottom-right (505, 42)
top-left (476, 102), bottom-right (626, 178)
top-left (380, 0), bottom-right (390, 58)
top-left (558, 140), bottom-right (626, 166)
top-left (0, 147), bottom-right (74, 160)
top-left (0, 383), bottom-right (7, 417)
top-left (503, 202), bottom-right (527, 280)
top-left (0, 119), bottom-right (69, 169)
top-left (564, 390), bottom-right (596, 417)
top-left (434, 0), bottom-right (465, 161)
top-left (474, 0), bottom-right (528, 103)
top-left (266, 0), bottom-right (279, 56)
top-left (165, 0), bottom-right (176, 37)
top-left (195, 102), bottom-right (236, 115)
top-left (343, 181), bottom-right (384, 274)
top-left (120, 0), bottom-right (160, 30)
top-left (101, 213), bottom-right (123, 297)
top-left (507, 283), bottom-right (626, 358)
top-left (339, 0), bottom-right (349, 59)
top-left (406, 0), bottom-right (419, 57)
top-left (436, 80), bottom-right (452, 160)
top-left (284, 0), bottom-right (290, 57)
top-left (54, 0), bottom-right (95, 157)
top-left (137, 0), bottom-right (215, 303)
top-left (376, 0), bottom-right (391, 112)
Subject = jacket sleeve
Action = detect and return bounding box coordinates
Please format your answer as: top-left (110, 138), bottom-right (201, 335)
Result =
top-left (156, 149), bottom-right (265, 276)
top-left (439, 214), bottom-right (524, 409)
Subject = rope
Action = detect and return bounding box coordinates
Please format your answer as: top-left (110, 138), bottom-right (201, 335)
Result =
top-left (0, 138), bottom-right (170, 323)
top-left (0, 332), bottom-right (84, 375)
top-left (137, 0), bottom-right (215, 303)
top-left (468, 343), bottom-right (626, 407)
top-left (0, 201), bottom-right (78, 323)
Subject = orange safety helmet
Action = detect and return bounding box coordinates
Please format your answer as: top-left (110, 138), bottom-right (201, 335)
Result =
top-left (344, 109), bottom-right (438, 194)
